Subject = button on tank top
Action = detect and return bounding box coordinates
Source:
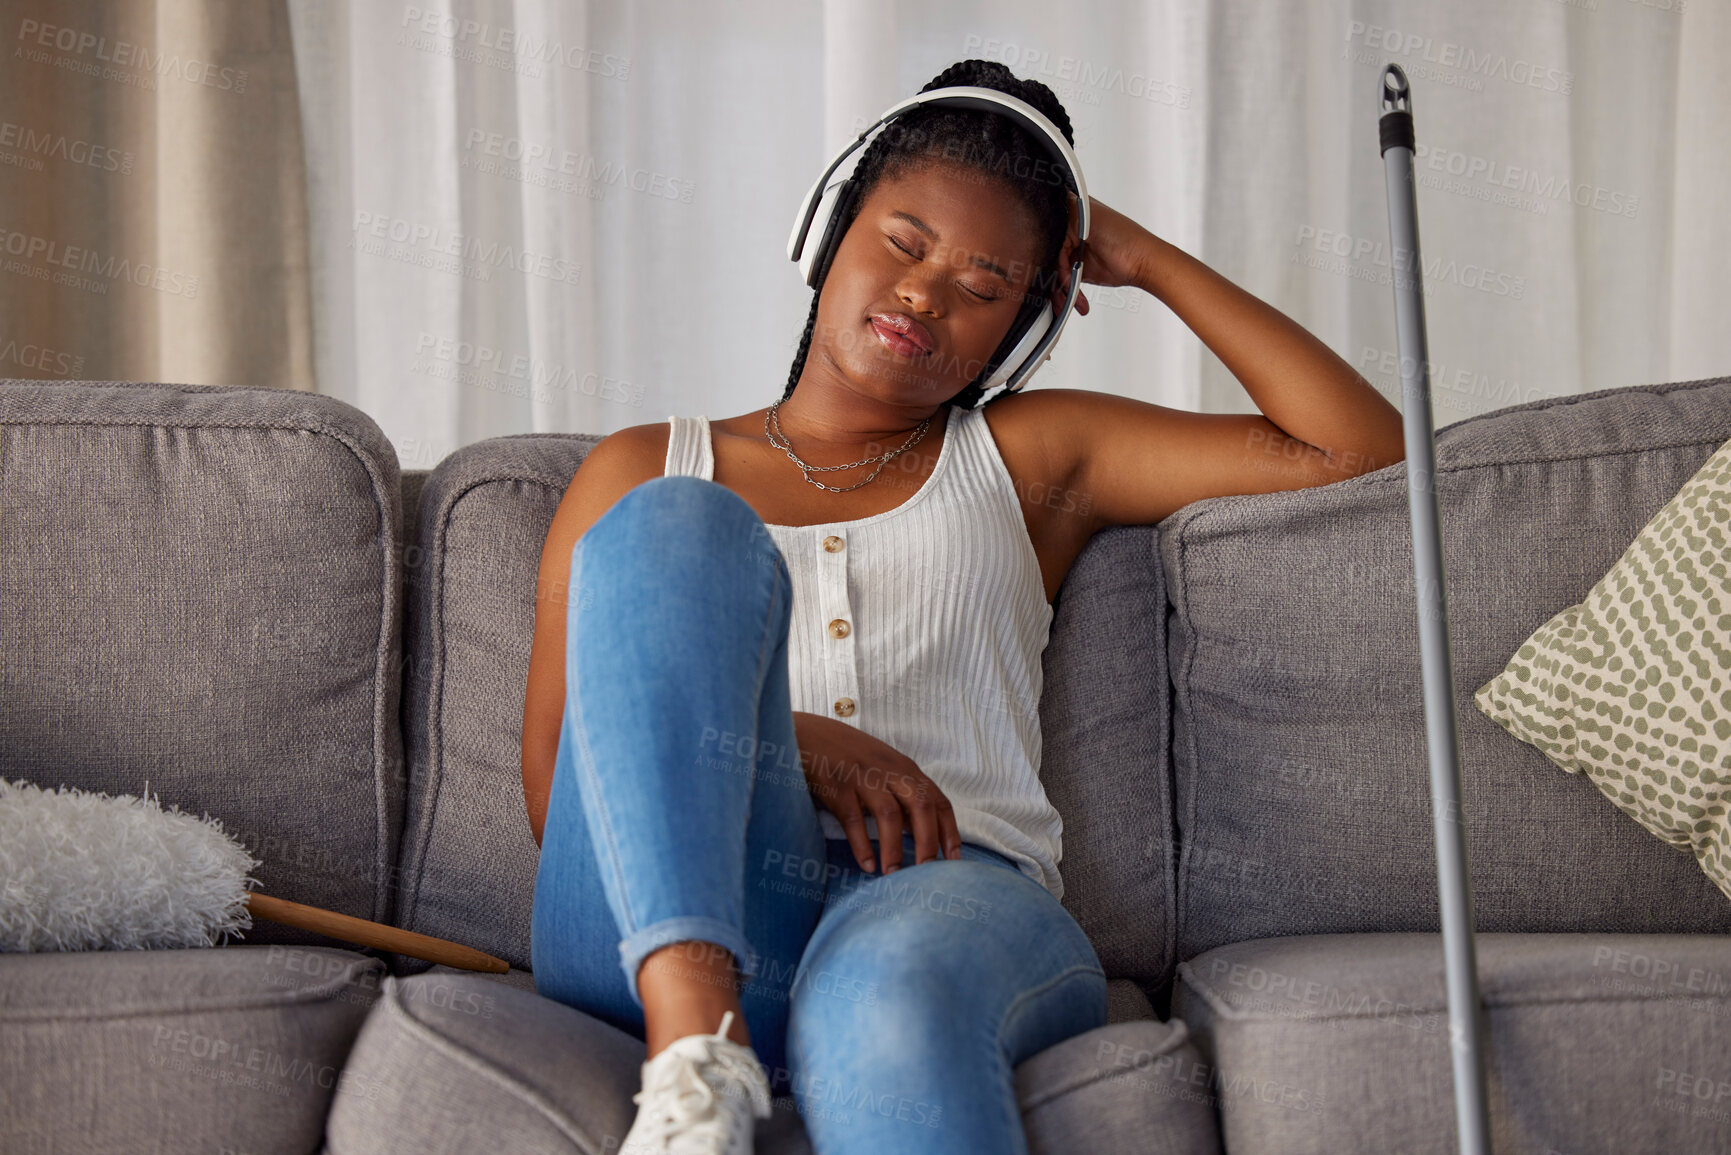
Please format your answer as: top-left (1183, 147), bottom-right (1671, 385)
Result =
top-left (663, 404), bottom-right (1065, 899)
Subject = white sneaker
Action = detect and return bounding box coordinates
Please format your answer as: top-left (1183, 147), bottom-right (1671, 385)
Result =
top-left (619, 1010), bottom-right (773, 1155)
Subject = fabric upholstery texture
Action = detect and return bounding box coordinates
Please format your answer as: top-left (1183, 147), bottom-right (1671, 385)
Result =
top-left (1162, 376), bottom-right (1731, 963)
top-left (1173, 931), bottom-right (1731, 1154)
top-left (0, 379), bottom-right (406, 936)
top-left (0, 945), bottom-right (385, 1155)
top-left (1038, 523), bottom-right (1178, 1004)
top-left (392, 433), bottom-right (598, 976)
top-left (1473, 434), bottom-right (1731, 901)
top-left (325, 971), bottom-right (1218, 1155)
top-left (415, 964), bottom-right (1156, 1024)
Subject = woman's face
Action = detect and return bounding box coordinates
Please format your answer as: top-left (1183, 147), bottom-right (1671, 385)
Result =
top-left (812, 160), bottom-right (1048, 407)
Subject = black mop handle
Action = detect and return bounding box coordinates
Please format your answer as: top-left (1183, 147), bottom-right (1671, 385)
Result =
top-left (1378, 63), bottom-right (1495, 1155)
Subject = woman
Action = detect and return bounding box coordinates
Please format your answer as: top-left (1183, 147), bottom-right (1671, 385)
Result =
top-left (522, 58), bottom-right (1405, 1155)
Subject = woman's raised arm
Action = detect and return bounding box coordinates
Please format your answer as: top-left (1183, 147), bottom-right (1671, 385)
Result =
top-left (1033, 194), bottom-right (1406, 530)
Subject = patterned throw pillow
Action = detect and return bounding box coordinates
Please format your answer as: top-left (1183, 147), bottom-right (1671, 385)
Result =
top-left (1473, 436), bottom-right (1731, 901)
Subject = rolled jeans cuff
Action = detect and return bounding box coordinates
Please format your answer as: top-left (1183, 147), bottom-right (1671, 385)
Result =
top-left (617, 916), bottom-right (761, 1008)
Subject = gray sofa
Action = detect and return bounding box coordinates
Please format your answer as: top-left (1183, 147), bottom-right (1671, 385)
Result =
top-left (2, 374), bottom-right (1728, 1154)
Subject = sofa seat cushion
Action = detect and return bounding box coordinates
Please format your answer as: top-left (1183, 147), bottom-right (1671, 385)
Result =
top-left (325, 972), bottom-right (1221, 1154)
top-left (1172, 931), bottom-right (1731, 1154)
top-left (415, 965), bottom-right (1159, 1026)
top-left (1105, 975), bottom-right (1156, 1023)
top-left (1015, 1016), bottom-right (1223, 1154)
top-left (0, 945), bottom-right (385, 1154)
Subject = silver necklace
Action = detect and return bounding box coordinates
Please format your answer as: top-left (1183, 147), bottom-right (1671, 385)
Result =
top-left (764, 398), bottom-right (934, 493)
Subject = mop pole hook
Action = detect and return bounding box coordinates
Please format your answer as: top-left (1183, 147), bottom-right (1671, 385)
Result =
top-left (1381, 64), bottom-right (1412, 113)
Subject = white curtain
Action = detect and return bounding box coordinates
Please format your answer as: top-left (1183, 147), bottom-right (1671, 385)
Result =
top-left (287, 0), bottom-right (1729, 463)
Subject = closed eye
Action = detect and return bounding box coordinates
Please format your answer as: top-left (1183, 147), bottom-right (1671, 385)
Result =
top-left (888, 235), bottom-right (999, 302)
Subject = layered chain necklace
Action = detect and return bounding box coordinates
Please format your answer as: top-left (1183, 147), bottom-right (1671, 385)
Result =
top-left (764, 397), bottom-right (934, 493)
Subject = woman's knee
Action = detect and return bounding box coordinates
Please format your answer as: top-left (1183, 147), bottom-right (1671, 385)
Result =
top-left (599, 475), bottom-right (763, 542)
top-left (578, 475), bottom-right (784, 584)
top-left (799, 862), bottom-right (1019, 996)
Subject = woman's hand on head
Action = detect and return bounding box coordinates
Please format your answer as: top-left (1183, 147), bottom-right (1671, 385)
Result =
top-left (792, 712), bottom-right (963, 873)
top-left (1051, 191), bottom-right (1158, 316)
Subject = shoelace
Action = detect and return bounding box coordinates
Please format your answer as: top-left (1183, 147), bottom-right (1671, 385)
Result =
top-left (629, 1012), bottom-right (772, 1152)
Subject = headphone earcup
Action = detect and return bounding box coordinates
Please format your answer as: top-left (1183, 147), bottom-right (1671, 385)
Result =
top-left (979, 299), bottom-right (1053, 393)
top-left (799, 178), bottom-right (854, 288)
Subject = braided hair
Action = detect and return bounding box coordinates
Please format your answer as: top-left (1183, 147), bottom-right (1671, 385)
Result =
top-left (779, 59), bottom-right (1076, 411)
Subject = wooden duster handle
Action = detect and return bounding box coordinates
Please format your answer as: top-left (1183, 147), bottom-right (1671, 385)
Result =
top-left (245, 892), bottom-right (510, 974)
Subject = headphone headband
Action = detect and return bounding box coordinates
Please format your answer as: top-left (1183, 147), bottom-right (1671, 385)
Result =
top-left (787, 86), bottom-right (1090, 264)
top-left (786, 84), bottom-right (1089, 406)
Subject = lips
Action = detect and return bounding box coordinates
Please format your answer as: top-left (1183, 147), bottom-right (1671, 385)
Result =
top-left (868, 312), bottom-right (936, 355)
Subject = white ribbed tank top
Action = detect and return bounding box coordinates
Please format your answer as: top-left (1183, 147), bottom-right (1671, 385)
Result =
top-left (663, 404), bottom-right (1066, 899)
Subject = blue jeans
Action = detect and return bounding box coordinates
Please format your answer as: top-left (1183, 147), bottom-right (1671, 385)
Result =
top-left (530, 474), bottom-right (1107, 1154)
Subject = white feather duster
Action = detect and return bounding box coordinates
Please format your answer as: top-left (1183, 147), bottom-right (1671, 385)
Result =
top-left (0, 777), bottom-right (262, 952)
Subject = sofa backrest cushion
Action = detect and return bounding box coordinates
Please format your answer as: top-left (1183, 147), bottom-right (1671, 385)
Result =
top-left (1162, 375), bottom-right (1731, 962)
top-left (1039, 524), bottom-right (1177, 995)
top-left (393, 435), bottom-right (1179, 995)
top-left (393, 434), bottom-right (595, 973)
top-left (0, 381), bottom-right (405, 935)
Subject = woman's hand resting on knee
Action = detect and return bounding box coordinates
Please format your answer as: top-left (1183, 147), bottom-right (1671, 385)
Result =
top-left (792, 712), bottom-right (963, 875)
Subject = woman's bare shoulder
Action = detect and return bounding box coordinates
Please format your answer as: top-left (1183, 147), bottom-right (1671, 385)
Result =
top-left (582, 420), bottom-right (673, 477)
top-left (547, 422), bottom-right (669, 549)
top-left (976, 388), bottom-right (1100, 486)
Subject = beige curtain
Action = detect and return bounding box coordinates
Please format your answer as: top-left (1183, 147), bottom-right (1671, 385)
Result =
top-left (0, 0), bottom-right (313, 391)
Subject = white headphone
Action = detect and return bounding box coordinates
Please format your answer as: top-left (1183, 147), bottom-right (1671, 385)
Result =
top-left (786, 85), bottom-right (1090, 407)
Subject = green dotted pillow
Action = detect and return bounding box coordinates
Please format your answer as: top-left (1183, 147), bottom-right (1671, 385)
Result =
top-left (1474, 435), bottom-right (1731, 901)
